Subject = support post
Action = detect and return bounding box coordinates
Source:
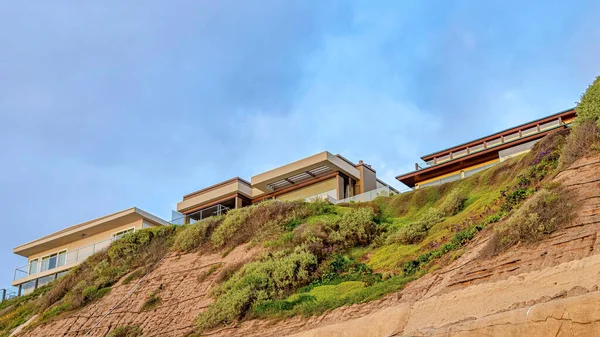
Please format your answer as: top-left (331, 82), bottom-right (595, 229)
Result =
top-left (184, 215), bottom-right (190, 225)
top-left (18, 284), bottom-right (22, 297)
top-left (234, 196), bottom-right (243, 209)
top-left (34, 278), bottom-right (39, 292)
top-left (1, 289), bottom-right (6, 302)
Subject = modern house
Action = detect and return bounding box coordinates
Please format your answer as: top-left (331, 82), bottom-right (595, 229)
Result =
top-left (396, 108), bottom-right (577, 189)
top-left (12, 207), bottom-right (169, 295)
top-left (174, 151), bottom-right (399, 224)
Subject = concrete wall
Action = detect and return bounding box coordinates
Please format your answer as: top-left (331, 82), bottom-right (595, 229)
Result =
top-left (276, 178), bottom-right (338, 201)
top-left (26, 219), bottom-right (144, 263)
top-left (357, 165), bottom-right (377, 194)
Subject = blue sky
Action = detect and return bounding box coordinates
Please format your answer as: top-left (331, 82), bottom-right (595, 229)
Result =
top-left (0, 1), bottom-right (599, 288)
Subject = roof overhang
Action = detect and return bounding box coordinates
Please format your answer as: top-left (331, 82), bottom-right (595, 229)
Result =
top-left (177, 178), bottom-right (253, 214)
top-left (251, 151), bottom-right (360, 193)
top-left (13, 207), bottom-right (169, 258)
top-left (420, 108), bottom-right (576, 161)
top-left (396, 127), bottom-right (565, 187)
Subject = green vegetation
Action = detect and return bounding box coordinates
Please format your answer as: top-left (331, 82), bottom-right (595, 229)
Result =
top-left (493, 187), bottom-right (574, 252)
top-left (560, 75), bottom-right (600, 168)
top-left (141, 290), bottom-right (162, 312)
top-left (575, 75), bottom-right (600, 128)
top-left (3, 79), bottom-right (600, 335)
top-left (107, 325), bottom-right (142, 337)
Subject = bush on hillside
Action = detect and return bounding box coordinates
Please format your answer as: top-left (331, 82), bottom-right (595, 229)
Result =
top-left (196, 246), bottom-right (318, 331)
top-left (210, 200), bottom-right (329, 249)
top-left (388, 207), bottom-right (445, 245)
top-left (172, 216), bottom-right (222, 252)
top-left (576, 75), bottom-right (600, 128)
top-left (439, 188), bottom-right (467, 216)
top-left (560, 119), bottom-right (599, 169)
top-left (107, 326), bottom-right (142, 337)
top-left (494, 187), bottom-right (574, 252)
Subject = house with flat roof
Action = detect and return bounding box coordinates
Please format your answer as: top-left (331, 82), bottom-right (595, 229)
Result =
top-left (12, 207), bottom-right (168, 295)
top-left (396, 108), bottom-right (577, 189)
top-left (174, 151), bottom-right (398, 224)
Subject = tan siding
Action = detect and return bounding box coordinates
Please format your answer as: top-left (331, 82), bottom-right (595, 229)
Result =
top-left (276, 178), bottom-right (337, 201)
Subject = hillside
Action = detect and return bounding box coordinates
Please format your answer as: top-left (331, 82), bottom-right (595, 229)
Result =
top-left (1, 98), bottom-right (599, 336)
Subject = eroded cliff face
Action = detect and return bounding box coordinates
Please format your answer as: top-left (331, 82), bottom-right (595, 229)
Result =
top-left (17, 155), bottom-right (600, 337)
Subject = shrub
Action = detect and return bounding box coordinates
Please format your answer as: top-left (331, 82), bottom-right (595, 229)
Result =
top-left (494, 187), bottom-right (574, 251)
top-left (196, 246), bottom-right (318, 331)
top-left (575, 75), bottom-right (600, 128)
top-left (40, 302), bottom-right (70, 321)
top-left (323, 208), bottom-right (379, 249)
top-left (560, 119), bottom-right (599, 169)
top-left (141, 291), bottom-right (162, 312)
top-left (107, 326), bottom-right (142, 337)
top-left (172, 217), bottom-right (222, 252)
top-left (439, 188), bottom-right (467, 216)
top-left (388, 207), bottom-right (444, 244)
top-left (210, 201), bottom-right (315, 249)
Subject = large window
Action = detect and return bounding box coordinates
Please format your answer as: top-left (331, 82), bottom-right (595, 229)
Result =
top-left (28, 259), bottom-right (39, 275)
top-left (40, 251), bottom-right (67, 272)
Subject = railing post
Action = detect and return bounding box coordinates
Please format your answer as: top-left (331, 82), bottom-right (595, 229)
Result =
top-left (537, 124), bottom-right (541, 132)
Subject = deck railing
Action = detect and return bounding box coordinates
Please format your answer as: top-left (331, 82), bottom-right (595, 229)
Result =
top-left (1, 288), bottom-right (17, 303)
top-left (13, 237), bottom-right (117, 282)
top-left (420, 116), bottom-right (567, 169)
top-left (170, 204), bottom-right (231, 225)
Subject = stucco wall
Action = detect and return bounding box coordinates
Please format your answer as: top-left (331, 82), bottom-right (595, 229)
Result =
top-left (276, 178), bottom-right (338, 201)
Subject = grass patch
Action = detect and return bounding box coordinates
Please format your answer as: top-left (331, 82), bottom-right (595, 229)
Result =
top-left (107, 325), bottom-right (142, 337)
top-left (141, 290), bottom-right (162, 312)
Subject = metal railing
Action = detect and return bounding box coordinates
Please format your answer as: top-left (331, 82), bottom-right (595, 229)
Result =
top-left (1, 288), bottom-right (17, 303)
top-left (14, 236), bottom-right (118, 282)
top-left (170, 204), bottom-right (230, 225)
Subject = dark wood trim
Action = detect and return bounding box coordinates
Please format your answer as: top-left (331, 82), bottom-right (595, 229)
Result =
top-left (397, 126), bottom-right (568, 186)
top-left (420, 109), bottom-right (575, 161)
top-left (183, 177), bottom-right (251, 200)
top-left (252, 172), bottom-right (339, 202)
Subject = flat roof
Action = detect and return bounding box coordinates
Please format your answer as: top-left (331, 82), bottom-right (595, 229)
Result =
top-left (251, 151), bottom-right (361, 192)
top-left (13, 207), bottom-right (169, 257)
top-left (420, 108), bottom-right (576, 160)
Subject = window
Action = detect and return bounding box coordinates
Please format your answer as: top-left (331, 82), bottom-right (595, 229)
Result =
top-left (28, 259), bottom-right (39, 275)
top-left (40, 251), bottom-right (67, 272)
top-left (112, 228), bottom-right (135, 240)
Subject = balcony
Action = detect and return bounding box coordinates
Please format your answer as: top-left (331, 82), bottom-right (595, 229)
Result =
top-left (12, 237), bottom-right (118, 293)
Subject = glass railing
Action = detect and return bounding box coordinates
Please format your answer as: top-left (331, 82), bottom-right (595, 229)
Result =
top-left (336, 186), bottom-right (394, 204)
top-left (170, 204), bottom-right (231, 225)
top-left (0, 288), bottom-right (17, 303)
top-left (14, 237), bottom-right (117, 282)
top-left (305, 189), bottom-right (338, 203)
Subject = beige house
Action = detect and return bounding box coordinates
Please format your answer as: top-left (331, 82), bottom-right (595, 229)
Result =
top-left (12, 207), bottom-right (168, 295)
top-left (175, 151), bottom-right (398, 224)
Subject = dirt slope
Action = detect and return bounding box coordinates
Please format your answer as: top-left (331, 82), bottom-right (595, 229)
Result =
top-left (18, 155), bottom-right (600, 337)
